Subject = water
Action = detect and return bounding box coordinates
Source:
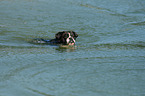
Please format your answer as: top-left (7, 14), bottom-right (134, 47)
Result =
top-left (0, 0), bottom-right (145, 96)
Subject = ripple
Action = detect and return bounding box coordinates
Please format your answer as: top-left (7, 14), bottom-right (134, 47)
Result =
top-left (130, 21), bottom-right (145, 26)
top-left (93, 41), bottom-right (145, 50)
top-left (26, 87), bottom-right (54, 96)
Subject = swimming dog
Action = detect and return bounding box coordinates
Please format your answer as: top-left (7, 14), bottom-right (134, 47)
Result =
top-left (34, 31), bottom-right (78, 46)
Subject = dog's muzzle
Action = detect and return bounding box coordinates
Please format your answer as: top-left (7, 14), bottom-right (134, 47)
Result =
top-left (66, 33), bottom-right (75, 45)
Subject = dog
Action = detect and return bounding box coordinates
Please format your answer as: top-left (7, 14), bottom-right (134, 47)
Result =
top-left (33, 31), bottom-right (78, 46)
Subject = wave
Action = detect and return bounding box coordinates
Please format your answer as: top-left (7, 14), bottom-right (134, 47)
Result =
top-left (94, 41), bottom-right (145, 50)
top-left (130, 21), bottom-right (145, 26)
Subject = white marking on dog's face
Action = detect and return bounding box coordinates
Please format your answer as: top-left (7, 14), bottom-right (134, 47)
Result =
top-left (66, 33), bottom-right (75, 45)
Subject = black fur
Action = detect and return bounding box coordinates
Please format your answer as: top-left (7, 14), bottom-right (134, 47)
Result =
top-left (33, 31), bottom-right (78, 45)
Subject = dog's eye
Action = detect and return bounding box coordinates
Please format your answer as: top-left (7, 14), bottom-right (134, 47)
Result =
top-left (64, 34), bottom-right (69, 38)
top-left (70, 33), bottom-right (74, 37)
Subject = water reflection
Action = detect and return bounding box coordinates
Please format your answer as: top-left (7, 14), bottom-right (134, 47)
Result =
top-left (55, 45), bottom-right (77, 53)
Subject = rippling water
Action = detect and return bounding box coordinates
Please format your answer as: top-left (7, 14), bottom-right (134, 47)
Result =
top-left (0, 0), bottom-right (145, 96)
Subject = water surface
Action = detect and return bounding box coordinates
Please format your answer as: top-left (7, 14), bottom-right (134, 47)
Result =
top-left (0, 0), bottom-right (145, 96)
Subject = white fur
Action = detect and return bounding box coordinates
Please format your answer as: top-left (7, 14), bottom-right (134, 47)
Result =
top-left (66, 33), bottom-right (75, 44)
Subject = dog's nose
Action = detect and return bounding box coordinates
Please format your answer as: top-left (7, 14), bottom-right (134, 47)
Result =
top-left (69, 38), bottom-right (75, 43)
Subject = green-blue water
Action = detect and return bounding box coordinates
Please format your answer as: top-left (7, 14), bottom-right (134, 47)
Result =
top-left (0, 0), bottom-right (145, 96)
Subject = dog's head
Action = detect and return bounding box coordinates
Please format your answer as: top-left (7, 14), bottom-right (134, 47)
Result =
top-left (55, 31), bottom-right (78, 45)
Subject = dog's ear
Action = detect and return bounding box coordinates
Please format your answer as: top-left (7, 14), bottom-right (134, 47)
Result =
top-left (55, 32), bottom-right (64, 40)
top-left (71, 31), bottom-right (78, 39)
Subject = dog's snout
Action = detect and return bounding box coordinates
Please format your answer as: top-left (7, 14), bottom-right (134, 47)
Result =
top-left (69, 38), bottom-right (75, 43)
top-left (66, 37), bottom-right (75, 44)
